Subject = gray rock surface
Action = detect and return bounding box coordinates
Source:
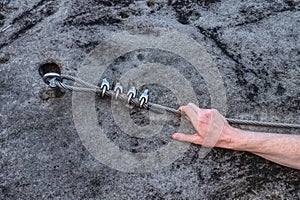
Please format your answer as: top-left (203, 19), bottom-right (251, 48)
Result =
top-left (1, 0), bottom-right (299, 199)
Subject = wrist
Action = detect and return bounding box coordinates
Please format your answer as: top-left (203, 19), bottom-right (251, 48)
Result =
top-left (219, 124), bottom-right (245, 150)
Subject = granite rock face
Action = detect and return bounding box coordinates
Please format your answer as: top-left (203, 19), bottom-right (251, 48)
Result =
top-left (1, 0), bottom-right (299, 199)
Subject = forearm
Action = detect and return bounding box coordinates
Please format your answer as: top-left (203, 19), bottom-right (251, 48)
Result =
top-left (172, 104), bottom-right (300, 170)
top-left (223, 127), bottom-right (300, 169)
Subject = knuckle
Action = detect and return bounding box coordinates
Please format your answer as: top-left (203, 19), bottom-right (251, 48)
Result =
top-left (180, 105), bottom-right (188, 111)
top-left (201, 110), bottom-right (211, 119)
top-left (211, 108), bottom-right (219, 114)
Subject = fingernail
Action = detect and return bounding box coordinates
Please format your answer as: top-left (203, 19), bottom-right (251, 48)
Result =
top-left (172, 134), bottom-right (177, 139)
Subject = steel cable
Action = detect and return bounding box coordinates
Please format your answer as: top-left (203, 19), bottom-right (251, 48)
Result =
top-left (50, 75), bottom-right (300, 129)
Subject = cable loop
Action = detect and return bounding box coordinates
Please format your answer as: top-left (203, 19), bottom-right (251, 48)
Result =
top-left (43, 73), bottom-right (62, 85)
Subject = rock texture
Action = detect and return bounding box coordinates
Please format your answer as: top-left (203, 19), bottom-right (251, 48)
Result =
top-left (1, 0), bottom-right (299, 199)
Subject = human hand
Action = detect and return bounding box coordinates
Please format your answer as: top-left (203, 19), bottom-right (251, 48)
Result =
top-left (172, 103), bottom-right (300, 170)
top-left (172, 103), bottom-right (233, 148)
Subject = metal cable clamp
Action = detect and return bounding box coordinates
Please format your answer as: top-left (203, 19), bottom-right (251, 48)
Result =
top-left (127, 86), bottom-right (137, 104)
top-left (139, 89), bottom-right (149, 108)
top-left (114, 82), bottom-right (123, 100)
top-left (100, 78), bottom-right (110, 97)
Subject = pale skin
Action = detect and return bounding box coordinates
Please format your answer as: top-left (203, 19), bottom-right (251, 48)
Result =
top-left (172, 103), bottom-right (300, 170)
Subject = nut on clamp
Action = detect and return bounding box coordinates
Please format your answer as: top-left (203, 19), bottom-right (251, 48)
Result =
top-left (100, 78), bottom-right (110, 97)
top-left (139, 89), bottom-right (149, 108)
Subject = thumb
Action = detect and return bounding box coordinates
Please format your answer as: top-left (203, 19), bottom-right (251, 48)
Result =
top-left (172, 133), bottom-right (199, 144)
